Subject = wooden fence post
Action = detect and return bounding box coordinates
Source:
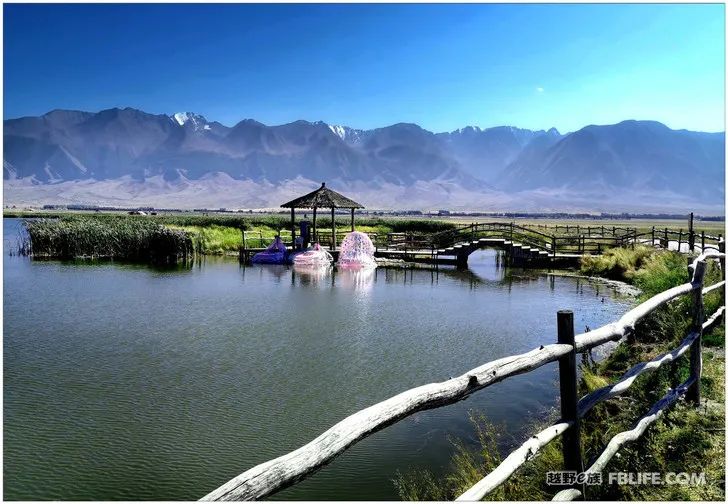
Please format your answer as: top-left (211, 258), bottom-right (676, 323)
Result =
top-left (557, 310), bottom-right (585, 495)
top-left (678, 230), bottom-right (683, 253)
top-left (688, 212), bottom-right (695, 252)
top-left (651, 226), bottom-right (655, 247)
top-left (720, 239), bottom-right (725, 280)
top-left (331, 208), bottom-right (337, 251)
top-left (664, 228), bottom-right (668, 249)
top-left (552, 237), bottom-right (557, 256)
top-left (686, 260), bottom-right (706, 405)
top-left (701, 231), bottom-right (705, 252)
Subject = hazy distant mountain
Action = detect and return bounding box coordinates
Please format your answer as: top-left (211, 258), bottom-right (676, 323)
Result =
top-left (436, 126), bottom-right (562, 181)
top-left (3, 108), bottom-right (725, 212)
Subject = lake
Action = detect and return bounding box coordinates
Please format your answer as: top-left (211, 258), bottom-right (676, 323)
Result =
top-left (3, 218), bottom-right (632, 500)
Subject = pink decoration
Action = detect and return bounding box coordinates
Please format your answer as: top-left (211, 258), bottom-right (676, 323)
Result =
top-left (337, 231), bottom-right (377, 268)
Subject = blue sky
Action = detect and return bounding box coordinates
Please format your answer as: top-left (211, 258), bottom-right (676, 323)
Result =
top-left (3, 3), bottom-right (725, 133)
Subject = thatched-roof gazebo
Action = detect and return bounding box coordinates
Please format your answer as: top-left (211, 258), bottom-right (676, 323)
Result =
top-left (281, 182), bottom-right (364, 250)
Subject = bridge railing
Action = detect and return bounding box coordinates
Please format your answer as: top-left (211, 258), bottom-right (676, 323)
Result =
top-left (201, 245), bottom-right (725, 501)
top-left (428, 222), bottom-right (627, 256)
top-left (418, 222), bottom-right (722, 257)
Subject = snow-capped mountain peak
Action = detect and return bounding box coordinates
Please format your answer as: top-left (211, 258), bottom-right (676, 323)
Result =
top-left (172, 112), bottom-right (210, 131)
top-left (172, 112), bottom-right (191, 126)
top-left (328, 124), bottom-right (347, 139)
top-left (327, 124), bottom-right (362, 143)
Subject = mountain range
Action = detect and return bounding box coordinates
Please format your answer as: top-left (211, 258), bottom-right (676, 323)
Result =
top-left (3, 107), bottom-right (725, 213)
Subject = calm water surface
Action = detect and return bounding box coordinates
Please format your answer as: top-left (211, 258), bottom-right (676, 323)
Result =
top-left (3, 218), bottom-right (632, 500)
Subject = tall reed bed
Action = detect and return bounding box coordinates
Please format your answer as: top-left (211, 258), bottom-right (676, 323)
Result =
top-left (23, 216), bottom-right (193, 264)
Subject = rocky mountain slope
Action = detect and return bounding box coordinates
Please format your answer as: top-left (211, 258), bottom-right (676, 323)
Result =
top-left (3, 108), bottom-right (724, 212)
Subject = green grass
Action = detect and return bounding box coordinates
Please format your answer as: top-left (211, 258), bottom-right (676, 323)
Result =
top-left (580, 245), bottom-right (656, 281)
top-left (395, 247), bottom-right (725, 500)
top-left (167, 225), bottom-right (246, 255)
top-left (151, 214), bottom-right (458, 235)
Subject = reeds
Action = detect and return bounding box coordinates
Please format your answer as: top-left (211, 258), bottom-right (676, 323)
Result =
top-left (23, 216), bottom-right (193, 264)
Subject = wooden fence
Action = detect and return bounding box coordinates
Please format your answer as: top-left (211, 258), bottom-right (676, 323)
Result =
top-left (373, 222), bottom-right (723, 257)
top-left (202, 244), bottom-right (725, 501)
top-left (429, 222), bottom-right (723, 256)
top-left (426, 222), bottom-right (633, 256)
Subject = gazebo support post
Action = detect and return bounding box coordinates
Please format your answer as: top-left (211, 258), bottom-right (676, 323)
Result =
top-left (312, 207), bottom-right (317, 244)
top-left (290, 208), bottom-right (296, 251)
top-left (350, 208), bottom-right (355, 231)
top-left (331, 207), bottom-right (336, 251)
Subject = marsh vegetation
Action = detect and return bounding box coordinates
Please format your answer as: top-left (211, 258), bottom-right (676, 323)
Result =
top-left (22, 216), bottom-right (194, 264)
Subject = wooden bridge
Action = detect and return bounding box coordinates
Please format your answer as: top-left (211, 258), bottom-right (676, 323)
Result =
top-left (204, 246), bottom-right (725, 501)
top-left (240, 221), bottom-right (723, 268)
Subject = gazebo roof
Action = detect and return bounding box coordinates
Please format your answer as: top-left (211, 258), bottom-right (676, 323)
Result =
top-left (280, 182), bottom-right (364, 209)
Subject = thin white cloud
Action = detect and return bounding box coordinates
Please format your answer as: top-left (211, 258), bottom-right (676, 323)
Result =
top-left (536, 87), bottom-right (545, 93)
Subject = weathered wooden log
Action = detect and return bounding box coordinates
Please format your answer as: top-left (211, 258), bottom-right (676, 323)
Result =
top-left (551, 488), bottom-right (582, 501)
top-left (687, 261), bottom-right (706, 404)
top-left (720, 240), bottom-right (726, 289)
top-left (703, 280), bottom-right (725, 296)
top-left (577, 330), bottom-right (698, 417)
top-left (581, 376), bottom-right (695, 477)
top-left (691, 249), bottom-right (724, 265)
top-left (201, 343), bottom-right (573, 501)
top-left (703, 306), bottom-right (725, 331)
top-left (455, 421), bottom-right (573, 501)
top-left (574, 282), bottom-right (694, 351)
